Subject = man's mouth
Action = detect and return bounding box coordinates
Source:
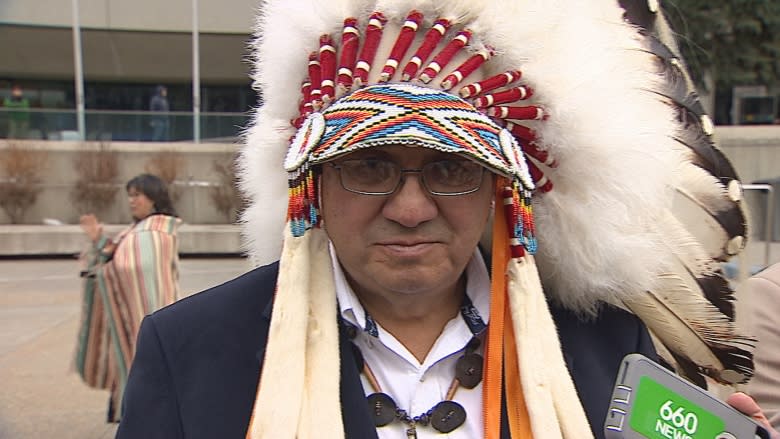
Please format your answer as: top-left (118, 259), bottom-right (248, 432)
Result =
top-left (378, 240), bottom-right (438, 255)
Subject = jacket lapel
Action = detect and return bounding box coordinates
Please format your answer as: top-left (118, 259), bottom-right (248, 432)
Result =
top-left (339, 329), bottom-right (379, 438)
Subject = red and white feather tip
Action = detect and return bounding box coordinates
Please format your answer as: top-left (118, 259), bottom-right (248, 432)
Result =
top-left (290, 10), bottom-right (557, 193)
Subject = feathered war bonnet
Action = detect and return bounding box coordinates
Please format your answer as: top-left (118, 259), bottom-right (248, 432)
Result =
top-left (239, 0), bottom-right (754, 438)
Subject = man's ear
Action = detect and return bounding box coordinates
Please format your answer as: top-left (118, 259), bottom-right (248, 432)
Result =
top-left (480, 208), bottom-right (494, 263)
top-left (480, 174), bottom-right (498, 266)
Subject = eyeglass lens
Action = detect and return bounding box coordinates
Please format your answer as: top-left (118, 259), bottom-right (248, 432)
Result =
top-left (335, 159), bottom-right (484, 195)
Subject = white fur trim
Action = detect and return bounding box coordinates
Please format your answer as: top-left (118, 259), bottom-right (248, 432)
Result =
top-left (247, 228), bottom-right (342, 439)
top-left (508, 256), bottom-right (592, 438)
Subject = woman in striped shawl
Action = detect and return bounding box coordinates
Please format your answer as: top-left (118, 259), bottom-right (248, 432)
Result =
top-left (75, 173), bottom-right (181, 422)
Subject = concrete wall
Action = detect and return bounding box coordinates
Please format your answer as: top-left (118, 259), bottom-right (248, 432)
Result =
top-left (0, 139), bottom-right (247, 255)
top-left (716, 125), bottom-right (780, 184)
top-left (0, 139), bottom-right (240, 225)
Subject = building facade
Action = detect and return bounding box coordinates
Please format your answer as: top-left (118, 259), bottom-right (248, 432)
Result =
top-left (0, 0), bottom-right (258, 141)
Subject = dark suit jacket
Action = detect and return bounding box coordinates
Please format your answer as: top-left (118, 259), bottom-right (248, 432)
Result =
top-left (117, 262), bottom-right (656, 439)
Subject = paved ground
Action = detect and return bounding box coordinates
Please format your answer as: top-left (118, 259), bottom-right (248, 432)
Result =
top-left (0, 257), bottom-right (252, 439)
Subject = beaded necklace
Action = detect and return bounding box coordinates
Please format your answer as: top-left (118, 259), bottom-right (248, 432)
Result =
top-left (344, 296), bottom-right (486, 438)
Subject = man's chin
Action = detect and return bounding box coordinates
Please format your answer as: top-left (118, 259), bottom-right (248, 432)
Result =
top-left (374, 268), bottom-right (452, 295)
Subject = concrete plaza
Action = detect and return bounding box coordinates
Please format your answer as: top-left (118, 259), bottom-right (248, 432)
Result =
top-left (0, 257), bottom-right (252, 439)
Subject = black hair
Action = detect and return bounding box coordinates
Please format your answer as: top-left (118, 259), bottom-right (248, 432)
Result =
top-left (126, 173), bottom-right (178, 218)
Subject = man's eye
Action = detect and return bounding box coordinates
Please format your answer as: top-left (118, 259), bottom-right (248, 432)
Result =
top-left (357, 159), bottom-right (390, 171)
top-left (344, 159), bottom-right (395, 181)
top-left (428, 161), bottom-right (478, 185)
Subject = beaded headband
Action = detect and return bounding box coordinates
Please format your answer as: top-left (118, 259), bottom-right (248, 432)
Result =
top-left (286, 83), bottom-right (532, 185)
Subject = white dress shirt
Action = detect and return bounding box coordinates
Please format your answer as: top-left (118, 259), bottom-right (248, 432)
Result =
top-left (332, 245), bottom-right (491, 438)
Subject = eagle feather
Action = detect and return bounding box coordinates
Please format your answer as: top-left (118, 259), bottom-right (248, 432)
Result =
top-left (617, 4), bottom-right (754, 386)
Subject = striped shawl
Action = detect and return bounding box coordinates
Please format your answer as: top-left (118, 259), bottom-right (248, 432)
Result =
top-left (75, 214), bottom-right (181, 421)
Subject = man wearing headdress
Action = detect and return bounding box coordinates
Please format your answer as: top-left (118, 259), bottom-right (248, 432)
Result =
top-left (117, 1), bottom-right (778, 438)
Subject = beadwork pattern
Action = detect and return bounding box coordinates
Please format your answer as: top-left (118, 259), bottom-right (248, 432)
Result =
top-left (311, 84), bottom-right (518, 178)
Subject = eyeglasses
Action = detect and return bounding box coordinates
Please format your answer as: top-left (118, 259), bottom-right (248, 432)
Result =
top-left (329, 158), bottom-right (485, 196)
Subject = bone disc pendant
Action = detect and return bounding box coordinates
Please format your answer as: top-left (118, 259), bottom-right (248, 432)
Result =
top-left (367, 392), bottom-right (397, 426)
top-left (430, 400), bottom-right (466, 433)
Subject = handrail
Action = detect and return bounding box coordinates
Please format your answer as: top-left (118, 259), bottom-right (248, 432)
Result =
top-left (0, 108), bottom-right (249, 142)
top-left (0, 107), bottom-right (246, 117)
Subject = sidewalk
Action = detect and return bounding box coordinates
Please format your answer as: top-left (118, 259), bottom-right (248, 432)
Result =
top-left (0, 257), bottom-right (252, 439)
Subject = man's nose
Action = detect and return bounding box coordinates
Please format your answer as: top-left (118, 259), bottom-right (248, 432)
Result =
top-left (381, 174), bottom-right (437, 228)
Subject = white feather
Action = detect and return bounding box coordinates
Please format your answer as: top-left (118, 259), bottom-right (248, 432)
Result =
top-left (674, 161), bottom-right (735, 214)
top-left (497, 1), bottom-right (683, 312)
top-left (670, 190), bottom-right (732, 260)
top-left (657, 210), bottom-right (719, 277)
top-left (238, 109), bottom-right (290, 265)
top-left (624, 276), bottom-right (728, 373)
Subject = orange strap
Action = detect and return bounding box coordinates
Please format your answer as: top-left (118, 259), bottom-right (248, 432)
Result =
top-left (484, 177), bottom-right (533, 439)
top-left (484, 178), bottom-right (509, 439)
